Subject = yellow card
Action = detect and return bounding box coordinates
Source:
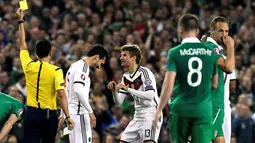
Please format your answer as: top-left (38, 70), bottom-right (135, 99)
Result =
top-left (19, 0), bottom-right (28, 10)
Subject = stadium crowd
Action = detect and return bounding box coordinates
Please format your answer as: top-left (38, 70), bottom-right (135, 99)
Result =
top-left (0, 0), bottom-right (255, 142)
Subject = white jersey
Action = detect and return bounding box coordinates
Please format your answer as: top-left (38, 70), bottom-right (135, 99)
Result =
top-left (65, 60), bottom-right (91, 115)
top-left (222, 55), bottom-right (236, 107)
top-left (116, 66), bottom-right (159, 119)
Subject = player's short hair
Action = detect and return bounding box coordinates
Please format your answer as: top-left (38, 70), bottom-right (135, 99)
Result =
top-left (178, 13), bottom-right (199, 32)
top-left (87, 44), bottom-right (109, 60)
top-left (210, 16), bottom-right (229, 30)
top-left (121, 44), bottom-right (141, 64)
top-left (35, 39), bottom-right (52, 59)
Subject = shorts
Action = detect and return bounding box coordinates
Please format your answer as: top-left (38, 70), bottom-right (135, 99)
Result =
top-left (69, 114), bottom-right (92, 143)
top-left (120, 117), bottom-right (163, 143)
top-left (169, 114), bottom-right (212, 143)
top-left (212, 108), bottom-right (224, 140)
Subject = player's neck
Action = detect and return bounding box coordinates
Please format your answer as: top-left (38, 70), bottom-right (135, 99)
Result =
top-left (127, 64), bottom-right (139, 73)
top-left (182, 32), bottom-right (197, 40)
top-left (39, 56), bottom-right (50, 63)
top-left (84, 57), bottom-right (92, 67)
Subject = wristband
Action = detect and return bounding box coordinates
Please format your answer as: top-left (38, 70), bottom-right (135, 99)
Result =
top-left (18, 20), bottom-right (24, 24)
top-left (65, 116), bottom-right (70, 120)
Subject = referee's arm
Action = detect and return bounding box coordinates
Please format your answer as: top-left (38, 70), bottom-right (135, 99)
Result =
top-left (17, 9), bottom-right (28, 51)
top-left (55, 69), bottom-right (75, 129)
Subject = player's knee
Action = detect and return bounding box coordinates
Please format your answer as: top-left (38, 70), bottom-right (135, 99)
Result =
top-left (214, 137), bottom-right (225, 143)
top-left (143, 141), bottom-right (156, 143)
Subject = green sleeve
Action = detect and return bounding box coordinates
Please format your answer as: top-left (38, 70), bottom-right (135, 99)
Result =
top-left (166, 49), bottom-right (176, 72)
top-left (12, 102), bottom-right (24, 120)
top-left (213, 58), bottom-right (218, 75)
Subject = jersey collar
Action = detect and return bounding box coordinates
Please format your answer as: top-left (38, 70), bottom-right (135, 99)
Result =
top-left (181, 37), bottom-right (201, 44)
top-left (206, 37), bottom-right (224, 51)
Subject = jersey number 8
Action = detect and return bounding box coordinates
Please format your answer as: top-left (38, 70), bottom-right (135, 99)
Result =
top-left (187, 57), bottom-right (202, 87)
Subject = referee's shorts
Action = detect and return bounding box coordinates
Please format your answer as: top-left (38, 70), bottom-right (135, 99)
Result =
top-left (23, 106), bottom-right (58, 143)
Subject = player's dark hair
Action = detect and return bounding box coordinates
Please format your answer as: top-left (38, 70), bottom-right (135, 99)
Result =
top-left (210, 16), bottom-right (229, 31)
top-left (121, 45), bottom-right (141, 64)
top-left (87, 44), bottom-right (109, 60)
top-left (178, 14), bottom-right (199, 32)
top-left (35, 39), bottom-right (52, 59)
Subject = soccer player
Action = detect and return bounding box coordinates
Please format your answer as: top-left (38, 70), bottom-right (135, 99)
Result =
top-left (0, 92), bottom-right (25, 142)
top-left (60, 44), bottom-right (108, 143)
top-left (153, 14), bottom-right (219, 143)
top-left (16, 9), bottom-right (74, 143)
top-left (204, 16), bottom-right (235, 143)
top-left (107, 45), bottom-right (162, 143)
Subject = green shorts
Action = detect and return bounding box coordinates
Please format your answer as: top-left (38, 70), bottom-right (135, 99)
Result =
top-left (169, 114), bottom-right (212, 143)
top-left (212, 108), bottom-right (224, 140)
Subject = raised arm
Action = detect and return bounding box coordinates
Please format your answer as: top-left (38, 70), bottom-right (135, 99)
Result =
top-left (217, 36), bottom-right (235, 73)
top-left (16, 8), bottom-right (28, 51)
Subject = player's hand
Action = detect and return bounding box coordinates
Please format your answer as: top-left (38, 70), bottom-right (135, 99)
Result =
top-left (66, 117), bottom-right (75, 130)
top-left (89, 112), bottom-right (96, 128)
top-left (58, 117), bottom-right (65, 130)
top-left (152, 111), bottom-right (161, 131)
top-left (107, 81), bottom-right (117, 91)
top-left (223, 36), bottom-right (235, 49)
top-left (115, 83), bottom-right (128, 91)
top-left (15, 8), bottom-right (24, 20)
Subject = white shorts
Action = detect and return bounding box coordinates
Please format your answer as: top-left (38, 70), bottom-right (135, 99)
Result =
top-left (222, 105), bottom-right (231, 143)
top-left (69, 114), bottom-right (92, 143)
top-left (120, 117), bottom-right (162, 143)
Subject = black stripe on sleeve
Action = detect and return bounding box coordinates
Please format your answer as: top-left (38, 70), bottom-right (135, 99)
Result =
top-left (119, 91), bottom-right (128, 95)
top-left (145, 88), bottom-right (155, 92)
top-left (27, 61), bottom-right (34, 67)
top-left (74, 81), bottom-right (85, 86)
top-left (55, 67), bottom-right (61, 71)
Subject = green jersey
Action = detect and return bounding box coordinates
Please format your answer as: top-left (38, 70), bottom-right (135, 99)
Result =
top-left (0, 93), bottom-right (24, 127)
top-left (166, 38), bottom-right (218, 117)
top-left (204, 40), bottom-right (224, 109)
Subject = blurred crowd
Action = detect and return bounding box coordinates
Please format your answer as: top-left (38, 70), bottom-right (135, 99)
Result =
top-left (0, 0), bottom-right (255, 143)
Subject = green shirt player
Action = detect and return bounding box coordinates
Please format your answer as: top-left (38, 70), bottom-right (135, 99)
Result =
top-left (203, 16), bottom-right (235, 143)
top-left (0, 92), bottom-right (25, 142)
top-left (153, 14), bottom-right (219, 143)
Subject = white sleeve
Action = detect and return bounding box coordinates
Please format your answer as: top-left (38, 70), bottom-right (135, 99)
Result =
top-left (73, 72), bottom-right (93, 113)
top-left (229, 69), bottom-right (236, 80)
top-left (127, 88), bottom-right (154, 100)
top-left (113, 89), bottom-right (127, 105)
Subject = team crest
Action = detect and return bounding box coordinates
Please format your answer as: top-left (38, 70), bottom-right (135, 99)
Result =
top-left (18, 109), bottom-right (23, 116)
top-left (80, 74), bottom-right (85, 81)
top-left (214, 48), bottom-right (220, 54)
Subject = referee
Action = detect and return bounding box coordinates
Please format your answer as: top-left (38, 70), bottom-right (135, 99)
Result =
top-left (16, 9), bottom-right (74, 143)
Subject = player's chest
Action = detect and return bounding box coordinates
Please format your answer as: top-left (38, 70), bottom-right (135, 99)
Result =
top-left (123, 74), bottom-right (143, 90)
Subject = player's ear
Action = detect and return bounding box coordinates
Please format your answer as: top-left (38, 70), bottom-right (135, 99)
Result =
top-left (178, 27), bottom-right (183, 34)
top-left (94, 55), bottom-right (99, 60)
top-left (196, 28), bottom-right (199, 35)
top-left (49, 50), bottom-right (52, 57)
